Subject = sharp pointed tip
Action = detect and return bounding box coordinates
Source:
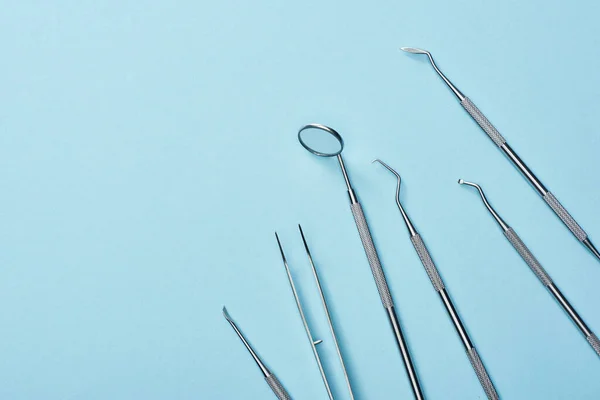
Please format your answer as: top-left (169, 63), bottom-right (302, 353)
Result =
top-left (371, 158), bottom-right (380, 164)
top-left (298, 224), bottom-right (306, 237)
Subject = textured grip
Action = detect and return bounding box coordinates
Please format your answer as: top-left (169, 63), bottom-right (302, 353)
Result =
top-left (543, 192), bottom-right (587, 242)
top-left (410, 234), bottom-right (445, 292)
top-left (503, 228), bottom-right (553, 287)
top-left (587, 333), bottom-right (600, 357)
top-left (467, 347), bottom-right (499, 400)
top-left (461, 97), bottom-right (506, 147)
top-left (350, 202), bottom-right (394, 309)
top-left (265, 374), bottom-right (291, 400)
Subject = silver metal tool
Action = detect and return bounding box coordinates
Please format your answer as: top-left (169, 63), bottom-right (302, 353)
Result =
top-left (298, 123), bottom-right (425, 400)
top-left (222, 306), bottom-right (292, 400)
top-left (275, 226), bottom-right (356, 400)
top-left (459, 179), bottom-right (600, 358)
top-left (373, 159), bottom-right (499, 400)
top-left (401, 47), bottom-right (600, 263)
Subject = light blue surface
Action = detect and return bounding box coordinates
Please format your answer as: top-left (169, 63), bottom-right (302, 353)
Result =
top-left (1, 1), bottom-right (599, 399)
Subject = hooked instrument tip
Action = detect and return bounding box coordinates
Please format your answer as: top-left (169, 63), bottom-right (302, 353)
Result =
top-left (459, 179), bottom-right (510, 231)
top-left (372, 159), bottom-right (401, 180)
top-left (457, 179), bottom-right (480, 189)
top-left (400, 46), bottom-right (465, 101)
top-left (373, 159), bottom-right (417, 236)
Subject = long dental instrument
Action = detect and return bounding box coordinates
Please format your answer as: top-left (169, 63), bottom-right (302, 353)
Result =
top-left (298, 224), bottom-right (356, 400)
top-left (298, 123), bottom-right (425, 399)
top-left (401, 47), bottom-right (600, 263)
top-left (458, 179), bottom-right (600, 357)
top-left (222, 306), bottom-right (292, 399)
top-left (373, 159), bottom-right (499, 400)
top-left (275, 232), bottom-right (334, 400)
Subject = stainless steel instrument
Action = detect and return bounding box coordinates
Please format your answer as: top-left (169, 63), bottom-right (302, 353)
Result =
top-left (401, 47), bottom-right (600, 264)
top-left (222, 306), bottom-right (292, 399)
top-left (373, 159), bottom-right (499, 400)
top-left (298, 123), bottom-right (425, 399)
top-left (275, 225), bottom-right (355, 400)
top-left (459, 179), bottom-right (600, 358)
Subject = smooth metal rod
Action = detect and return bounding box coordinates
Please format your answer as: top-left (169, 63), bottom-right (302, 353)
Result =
top-left (386, 307), bottom-right (425, 400)
top-left (547, 284), bottom-right (592, 337)
top-left (338, 154), bottom-right (358, 204)
top-left (275, 233), bottom-right (334, 400)
top-left (439, 289), bottom-right (474, 350)
top-left (500, 144), bottom-right (548, 196)
top-left (299, 224), bottom-right (355, 400)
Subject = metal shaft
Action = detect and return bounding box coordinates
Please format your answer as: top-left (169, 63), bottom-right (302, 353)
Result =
top-left (402, 47), bottom-right (600, 263)
top-left (386, 307), bottom-right (425, 400)
top-left (460, 180), bottom-right (600, 357)
top-left (298, 225), bottom-right (355, 400)
top-left (344, 172), bottom-right (424, 398)
top-left (223, 306), bottom-right (271, 377)
top-left (373, 161), bottom-right (498, 399)
top-left (275, 233), bottom-right (334, 400)
top-left (223, 307), bottom-right (293, 399)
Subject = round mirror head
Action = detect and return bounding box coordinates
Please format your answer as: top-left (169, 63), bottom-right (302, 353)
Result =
top-left (298, 124), bottom-right (344, 157)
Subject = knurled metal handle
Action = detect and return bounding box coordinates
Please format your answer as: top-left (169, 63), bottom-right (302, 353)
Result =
top-left (503, 228), bottom-right (553, 287)
top-left (461, 97), bottom-right (506, 147)
top-left (467, 347), bottom-right (499, 400)
top-left (410, 234), bottom-right (445, 292)
top-left (350, 202), bottom-right (394, 309)
top-left (587, 333), bottom-right (600, 357)
top-left (543, 192), bottom-right (587, 242)
top-left (265, 374), bottom-right (291, 400)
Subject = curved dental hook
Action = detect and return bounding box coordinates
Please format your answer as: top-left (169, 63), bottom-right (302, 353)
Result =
top-left (372, 159), bottom-right (417, 236)
top-left (458, 179), bottom-right (510, 231)
top-left (400, 47), bottom-right (465, 101)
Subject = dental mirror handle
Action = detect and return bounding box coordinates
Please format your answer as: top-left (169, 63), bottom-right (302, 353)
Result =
top-left (265, 374), bottom-right (292, 400)
top-left (349, 201), bottom-right (425, 400)
top-left (461, 97), bottom-right (599, 261)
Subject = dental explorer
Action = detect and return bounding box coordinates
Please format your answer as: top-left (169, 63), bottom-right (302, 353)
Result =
top-left (298, 123), bottom-right (425, 400)
top-left (373, 160), bottom-right (499, 400)
top-left (401, 47), bottom-right (600, 264)
top-left (222, 306), bottom-right (292, 400)
top-left (275, 226), bottom-right (356, 400)
top-left (458, 180), bottom-right (600, 357)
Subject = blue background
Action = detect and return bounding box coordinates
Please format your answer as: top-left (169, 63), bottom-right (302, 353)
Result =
top-left (1, 1), bottom-right (599, 399)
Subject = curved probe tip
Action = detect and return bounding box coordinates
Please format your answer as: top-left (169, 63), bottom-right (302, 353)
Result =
top-left (457, 179), bottom-right (479, 189)
top-left (400, 47), bottom-right (429, 54)
top-left (222, 306), bottom-right (232, 321)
